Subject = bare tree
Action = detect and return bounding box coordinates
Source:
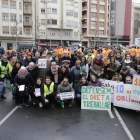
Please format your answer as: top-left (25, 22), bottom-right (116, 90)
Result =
top-left (36, 16), bottom-right (42, 43)
top-left (78, 20), bottom-right (83, 47)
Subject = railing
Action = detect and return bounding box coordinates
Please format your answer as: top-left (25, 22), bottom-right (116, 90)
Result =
top-left (10, 6), bottom-right (16, 9)
top-left (10, 19), bottom-right (16, 21)
top-left (3, 31), bottom-right (9, 34)
top-left (2, 4), bottom-right (8, 8)
top-left (24, 22), bottom-right (32, 26)
top-left (24, 10), bottom-right (32, 14)
top-left (2, 18), bottom-right (9, 21)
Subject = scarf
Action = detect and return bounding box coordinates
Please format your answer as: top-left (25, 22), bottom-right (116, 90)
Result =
top-left (75, 66), bottom-right (83, 73)
top-left (124, 60), bottom-right (132, 64)
top-left (104, 60), bottom-right (109, 67)
top-left (51, 66), bottom-right (58, 83)
top-left (93, 58), bottom-right (103, 66)
top-left (18, 69), bottom-right (28, 79)
top-left (81, 62), bottom-right (85, 66)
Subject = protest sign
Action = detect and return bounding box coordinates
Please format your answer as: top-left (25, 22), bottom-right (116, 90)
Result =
top-left (99, 79), bottom-right (123, 102)
top-left (131, 74), bottom-right (140, 101)
top-left (135, 38), bottom-right (140, 46)
top-left (81, 87), bottom-right (111, 110)
top-left (35, 88), bottom-right (41, 97)
top-left (69, 45), bottom-right (78, 52)
top-left (60, 92), bottom-right (74, 100)
top-left (120, 45), bottom-right (130, 51)
top-left (114, 83), bottom-right (140, 111)
top-left (38, 59), bottom-right (46, 68)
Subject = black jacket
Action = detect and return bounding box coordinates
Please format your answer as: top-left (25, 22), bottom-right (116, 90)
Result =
top-left (10, 67), bottom-right (20, 84)
top-left (14, 73), bottom-right (34, 87)
top-left (77, 83), bottom-right (88, 94)
top-left (27, 67), bottom-right (38, 82)
top-left (60, 56), bottom-right (73, 68)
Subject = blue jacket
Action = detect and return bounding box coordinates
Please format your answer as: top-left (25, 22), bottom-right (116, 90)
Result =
top-left (22, 57), bottom-right (32, 67)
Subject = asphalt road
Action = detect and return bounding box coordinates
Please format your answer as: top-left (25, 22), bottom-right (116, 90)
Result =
top-left (0, 90), bottom-right (140, 140)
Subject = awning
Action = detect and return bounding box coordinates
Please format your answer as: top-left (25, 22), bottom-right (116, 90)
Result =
top-left (18, 44), bottom-right (33, 48)
top-left (37, 43), bottom-right (47, 46)
top-left (47, 43), bottom-right (59, 47)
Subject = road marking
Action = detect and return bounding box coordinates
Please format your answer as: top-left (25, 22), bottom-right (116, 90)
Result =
top-left (113, 107), bottom-right (135, 140)
top-left (0, 106), bottom-right (19, 126)
top-left (108, 110), bottom-right (115, 118)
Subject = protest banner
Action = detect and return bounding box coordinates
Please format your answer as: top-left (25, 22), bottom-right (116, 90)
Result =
top-left (81, 87), bottom-right (111, 111)
top-left (38, 59), bottom-right (46, 68)
top-left (120, 45), bottom-right (130, 51)
top-left (69, 45), bottom-right (78, 52)
top-left (114, 83), bottom-right (140, 111)
top-left (99, 79), bottom-right (123, 102)
top-left (131, 74), bottom-right (140, 101)
top-left (60, 92), bottom-right (74, 100)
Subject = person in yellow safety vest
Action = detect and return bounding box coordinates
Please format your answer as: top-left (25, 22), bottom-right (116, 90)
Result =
top-left (41, 76), bottom-right (56, 110)
top-left (130, 46), bottom-right (136, 56)
top-left (136, 47), bottom-right (140, 56)
top-left (85, 50), bottom-right (95, 60)
top-left (0, 54), bottom-right (13, 101)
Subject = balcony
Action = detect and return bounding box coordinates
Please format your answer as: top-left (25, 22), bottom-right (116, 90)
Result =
top-left (82, 14), bottom-right (87, 19)
top-left (99, 1), bottom-right (105, 5)
top-left (2, 18), bottom-right (9, 21)
top-left (82, 6), bottom-right (87, 11)
top-left (82, 0), bottom-right (87, 2)
top-left (99, 9), bottom-right (105, 14)
top-left (24, 22), bottom-right (32, 26)
top-left (82, 23), bottom-right (87, 28)
top-left (24, 10), bottom-right (32, 14)
top-left (83, 31), bottom-right (87, 36)
top-left (2, 4), bottom-right (8, 8)
top-left (91, 0), bottom-right (97, 4)
top-left (23, 0), bottom-right (32, 3)
top-left (3, 31), bottom-right (9, 34)
top-left (10, 6), bottom-right (16, 9)
top-left (10, 19), bottom-right (16, 22)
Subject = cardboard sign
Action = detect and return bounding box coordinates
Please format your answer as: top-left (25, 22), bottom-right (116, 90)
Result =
top-left (60, 92), bottom-right (74, 100)
top-left (38, 59), bottom-right (46, 68)
top-left (131, 74), bottom-right (140, 101)
top-left (69, 45), bottom-right (78, 52)
top-left (81, 87), bottom-right (111, 111)
top-left (114, 84), bottom-right (140, 111)
top-left (99, 79), bottom-right (123, 102)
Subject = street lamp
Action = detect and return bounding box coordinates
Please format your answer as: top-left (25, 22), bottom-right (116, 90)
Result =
top-left (50, 17), bottom-right (54, 49)
top-left (117, 21), bottom-right (123, 47)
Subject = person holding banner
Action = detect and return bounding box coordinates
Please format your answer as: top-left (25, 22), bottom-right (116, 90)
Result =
top-left (76, 76), bottom-right (88, 103)
top-left (125, 76), bottom-right (132, 84)
top-left (41, 76), bottom-right (56, 110)
top-left (88, 75), bottom-right (103, 87)
top-left (57, 77), bottom-right (74, 108)
top-left (112, 72), bottom-right (122, 82)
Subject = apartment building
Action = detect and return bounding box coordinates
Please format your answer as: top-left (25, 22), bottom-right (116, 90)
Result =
top-left (0, 0), bottom-right (35, 50)
top-left (130, 2), bottom-right (140, 45)
top-left (82, 0), bottom-right (111, 47)
top-left (35, 0), bottom-right (82, 47)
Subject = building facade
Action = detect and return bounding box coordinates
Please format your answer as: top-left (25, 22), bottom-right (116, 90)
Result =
top-left (0, 0), bottom-right (35, 50)
top-left (35, 0), bottom-right (82, 47)
top-left (130, 2), bottom-right (140, 46)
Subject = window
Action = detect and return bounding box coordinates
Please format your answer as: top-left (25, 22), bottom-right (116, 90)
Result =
top-left (19, 2), bottom-right (22, 10)
top-left (11, 27), bottom-right (16, 34)
top-left (10, 1), bottom-right (16, 9)
top-left (41, 19), bottom-right (46, 25)
top-left (74, 2), bottom-right (78, 7)
top-left (74, 32), bottom-right (78, 37)
top-left (47, 0), bottom-right (57, 3)
top-left (66, 0), bottom-right (72, 5)
top-left (41, 0), bottom-right (46, 2)
top-left (25, 4), bottom-right (30, 13)
top-left (91, 21), bottom-right (96, 27)
top-left (41, 8), bottom-right (46, 14)
top-left (2, 13), bottom-right (9, 21)
top-left (74, 12), bottom-right (78, 17)
top-left (19, 15), bottom-right (22, 22)
top-left (20, 27), bottom-right (22, 35)
top-left (47, 8), bottom-right (57, 14)
top-left (3, 26), bottom-right (9, 34)
top-left (2, 0), bottom-right (8, 8)
top-left (66, 10), bottom-right (73, 16)
top-left (47, 19), bottom-right (57, 25)
top-left (74, 22), bottom-right (78, 27)
top-left (91, 4), bottom-right (96, 10)
top-left (25, 16), bottom-right (30, 25)
top-left (25, 28), bottom-right (31, 34)
top-left (99, 30), bottom-right (104, 35)
top-left (10, 14), bottom-right (16, 22)
top-left (100, 0), bottom-right (104, 2)
top-left (41, 30), bottom-right (46, 35)
top-left (99, 14), bottom-right (104, 19)
top-left (50, 31), bottom-right (56, 36)
top-left (65, 32), bottom-right (71, 37)
top-left (99, 22), bottom-right (104, 27)
top-left (66, 20), bottom-right (73, 27)
top-left (91, 13), bottom-right (96, 18)
top-left (99, 5), bottom-right (105, 11)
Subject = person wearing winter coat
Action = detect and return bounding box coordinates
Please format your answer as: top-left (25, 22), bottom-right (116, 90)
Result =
top-left (57, 77), bottom-right (75, 108)
top-left (10, 60), bottom-right (22, 99)
top-left (71, 60), bottom-right (87, 92)
top-left (106, 57), bottom-right (118, 80)
top-left (116, 52), bottom-right (124, 73)
top-left (112, 72), bottom-right (122, 82)
top-left (0, 47), bottom-right (4, 59)
top-left (76, 76), bottom-right (88, 102)
top-left (41, 76), bottom-right (56, 110)
top-left (120, 66), bottom-right (137, 83)
top-left (51, 55), bottom-right (61, 66)
top-left (58, 65), bottom-right (73, 84)
top-left (14, 66), bottom-right (34, 108)
top-left (90, 54), bottom-right (104, 79)
top-left (22, 54), bottom-right (33, 67)
top-left (32, 51), bottom-right (40, 63)
top-left (123, 54), bottom-right (134, 68)
top-left (88, 75), bottom-right (103, 87)
top-left (81, 56), bottom-right (89, 78)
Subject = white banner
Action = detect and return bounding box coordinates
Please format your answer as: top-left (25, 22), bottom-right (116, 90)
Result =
top-left (99, 79), bottom-right (123, 102)
top-left (69, 45), bottom-right (78, 52)
top-left (60, 92), bottom-right (74, 100)
top-left (114, 83), bottom-right (140, 111)
top-left (135, 38), bottom-right (140, 46)
top-left (38, 59), bottom-right (46, 68)
top-left (131, 74), bottom-right (140, 101)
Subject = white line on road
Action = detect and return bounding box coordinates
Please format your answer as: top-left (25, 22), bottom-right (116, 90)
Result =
top-left (113, 107), bottom-right (135, 140)
top-left (0, 106), bottom-right (19, 126)
top-left (108, 110), bottom-right (115, 119)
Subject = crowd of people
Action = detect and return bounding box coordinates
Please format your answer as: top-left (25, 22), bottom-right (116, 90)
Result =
top-left (0, 45), bottom-right (139, 109)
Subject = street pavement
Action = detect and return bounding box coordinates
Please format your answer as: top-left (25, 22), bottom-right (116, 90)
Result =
top-left (0, 90), bottom-right (140, 140)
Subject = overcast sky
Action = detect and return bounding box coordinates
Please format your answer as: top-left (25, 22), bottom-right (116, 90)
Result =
top-left (132, 0), bottom-right (140, 3)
